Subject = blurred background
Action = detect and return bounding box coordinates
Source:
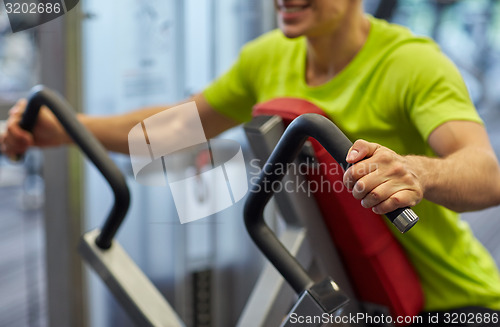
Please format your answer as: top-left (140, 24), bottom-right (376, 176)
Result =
top-left (0, 0), bottom-right (499, 326)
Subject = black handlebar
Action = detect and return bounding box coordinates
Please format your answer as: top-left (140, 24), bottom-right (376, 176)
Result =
top-left (244, 113), bottom-right (419, 294)
top-left (20, 85), bottom-right (130, 249)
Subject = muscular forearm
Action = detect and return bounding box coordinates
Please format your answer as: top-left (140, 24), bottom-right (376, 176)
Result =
top-left (77, 106), bottom-right (167, 153)
top-left (75, 93), bottom-right (238, 154)
top-left (407, 147), bottom-right (500, 212)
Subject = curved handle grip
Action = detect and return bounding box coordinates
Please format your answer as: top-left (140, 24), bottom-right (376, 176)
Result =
top-left (20, 85), bottom-right (130, 249)
top-left (244, 113), bottom-right (419, 294)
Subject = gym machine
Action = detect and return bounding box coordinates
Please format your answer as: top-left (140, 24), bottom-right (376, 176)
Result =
top-left (18, 85), bottom-right (419, 326)
top-left (239, 100), bottom-right (421, 327)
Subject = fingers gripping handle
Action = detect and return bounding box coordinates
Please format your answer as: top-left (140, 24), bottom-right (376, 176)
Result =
top-left (9, 92), bottom-right (42, 161)
top-left (19, 85), bottom-right (131, 249)
top-left (294, 114), bottom-right (419, 233)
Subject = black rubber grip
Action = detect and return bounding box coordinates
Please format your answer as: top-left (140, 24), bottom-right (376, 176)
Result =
top-left (20, 85), bottom-right (130, 249)
top-left (19, 102), bottom-right (41, 132)
top-left (244, 113), bottom-right (419, 294)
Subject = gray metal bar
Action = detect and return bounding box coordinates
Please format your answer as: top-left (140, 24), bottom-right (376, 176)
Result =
top-left (281, 291), bottom-right (328, 327)
top-left (79, 230), bottom-right (185, 327)
top-left (281, 278), bottom-right (349, 327)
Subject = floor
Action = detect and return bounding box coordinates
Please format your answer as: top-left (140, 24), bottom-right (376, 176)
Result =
top-left (0, 161), bottom-right (47, 327)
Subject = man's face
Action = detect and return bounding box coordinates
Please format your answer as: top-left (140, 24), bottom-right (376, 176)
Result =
top-left (275, 0), bottom-right (354, 39)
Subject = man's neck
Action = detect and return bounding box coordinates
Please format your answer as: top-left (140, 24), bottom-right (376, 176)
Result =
top-left (305, 14), bottom-right (370, 86)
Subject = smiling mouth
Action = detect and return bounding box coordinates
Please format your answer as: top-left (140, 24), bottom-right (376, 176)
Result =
top-left (277, 0), bottom-right (311, 13)
top-left (279, 5), bottom-right (310, 13)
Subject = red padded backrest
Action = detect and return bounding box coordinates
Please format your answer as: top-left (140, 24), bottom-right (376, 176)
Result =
top-left (253, 98), bottom-right (423, 325)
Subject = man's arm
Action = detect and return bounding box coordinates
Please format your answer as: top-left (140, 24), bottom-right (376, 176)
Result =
top-left (343, 121), bottom-right (500, 214)
top-left (1, 93), bottom-right (239, 155)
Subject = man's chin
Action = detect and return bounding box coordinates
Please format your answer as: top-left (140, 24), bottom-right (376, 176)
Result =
top-left (279, 26), bottom-right (305, 39)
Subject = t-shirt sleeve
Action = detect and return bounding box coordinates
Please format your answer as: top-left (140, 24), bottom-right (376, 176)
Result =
top-left (203, 45), bottom-right (257, 124)
top-left (397, 41), bottom-right (483, 141)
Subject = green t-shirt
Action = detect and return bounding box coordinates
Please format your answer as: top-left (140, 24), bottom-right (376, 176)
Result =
top-left (204, 16), bottom-right (500, 311)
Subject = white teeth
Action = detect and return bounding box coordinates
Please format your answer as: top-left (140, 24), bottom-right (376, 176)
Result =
top-left (282, 7), bottom-right (305, 13)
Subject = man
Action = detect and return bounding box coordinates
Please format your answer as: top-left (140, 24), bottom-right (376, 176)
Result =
top-left (3, 0), bottom-right (500, 324)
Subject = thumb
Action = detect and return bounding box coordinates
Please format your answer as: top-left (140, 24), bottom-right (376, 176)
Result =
top-left (346, 139), bottom-right (379, 163)
top-left (9, 99), bottom-right (27, 115)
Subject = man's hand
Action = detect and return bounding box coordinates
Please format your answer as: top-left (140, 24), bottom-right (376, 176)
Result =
top-left (343, 121), bottom-right (500, 214)
top-left (343, 140), bottom-right (424, 215)
top-left (0, 99), bottom-right (68, 157)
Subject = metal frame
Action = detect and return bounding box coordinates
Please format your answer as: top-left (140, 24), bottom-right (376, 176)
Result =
top-left (79, 230), bottom-right (184, 327)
